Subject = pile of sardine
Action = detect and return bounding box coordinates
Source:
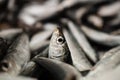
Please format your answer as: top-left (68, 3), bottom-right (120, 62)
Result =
top-left (0, 0), bottom-right (120, 80)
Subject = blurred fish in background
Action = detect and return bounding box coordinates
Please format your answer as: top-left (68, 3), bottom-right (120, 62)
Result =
top-left (0, 0), bottom-right (120, 80)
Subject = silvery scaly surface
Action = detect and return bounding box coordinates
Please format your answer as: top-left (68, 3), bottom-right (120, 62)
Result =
top-left (49, 28), bottom-right (72, 64)
top-left (83, 46), bottom-right (120, 80)
top-left (64, 19), bottom-right (97, 63)
top-left (0, 33), bottom-right (30, 76)
top-left (33, 57), bottom-right (82, 80)
top-left (63, 29), bottom-right (92, 71)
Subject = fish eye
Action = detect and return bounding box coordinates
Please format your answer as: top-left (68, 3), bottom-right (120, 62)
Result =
top-left (57, 36), bottom-right (65, 45)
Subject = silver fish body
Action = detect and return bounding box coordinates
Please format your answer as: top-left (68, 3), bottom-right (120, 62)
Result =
top-left (0, 33), bottom-right (30, 76)
top-left (65, 20), bottom-right (97, 63)
top-left (63, 29), bottom-right (92, 71)
top-left (30, 30), bottom-right (52, 51)
top-left (84, 46), bottom-right (120, 80)
top-left (81, 26), bottom-right (120, 46)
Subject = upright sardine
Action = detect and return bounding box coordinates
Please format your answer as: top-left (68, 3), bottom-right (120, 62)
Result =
top-left (49, 27), bottom-right (72, 64)
top-left (63, 29), bottom-right (92, 71)
top-left (33, 57), bottom-right (82, 80)
top-left (0, 33), bottom-right (30, 76)
top-left (63, 19), bottom-right (97, 63)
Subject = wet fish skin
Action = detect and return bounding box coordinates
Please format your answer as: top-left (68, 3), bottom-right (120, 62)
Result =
top-left (63, 19), bottom-right (97, 63)
top-left (83, 46), bottom-right (120, 80)
top-left (33, 57), bottom-right (82, 80)
top-left (63, 29), bottom-right (92, 71)
top-left (49, 27), bottom-right (72, 64)
top-left (0, 33), bottom-right (30, 76)
top-left (81, 26), bottom-right (120, 46)
top-left (82, 65), bottom-right (120, 80)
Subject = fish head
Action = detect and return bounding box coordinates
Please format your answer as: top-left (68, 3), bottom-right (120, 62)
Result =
top-left (49, 27), bottom-right (69, 61)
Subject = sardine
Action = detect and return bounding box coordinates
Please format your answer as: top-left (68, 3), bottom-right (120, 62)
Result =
top-left (63, 29), bottom-right (92, 71)
top-left (19, 0), bottom-right (61, 26)
top-left (0, 33), bottom-right (30, 76)
top-left (83, 46), bottom-right (120, 80)
top-left (19, 0), bottom-right (100, 26)
top-left (81, 26), bottom-right (120, 46)
top-left (49, 27), bottom-right (72, 64)
top-left (64, 19), bottom-right (97, 63)
top-left (30, 30), bottom-right (52, 51)
top-left (33, 57), bottom-right (82, 80)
